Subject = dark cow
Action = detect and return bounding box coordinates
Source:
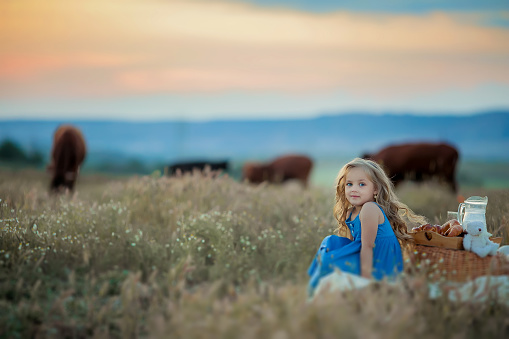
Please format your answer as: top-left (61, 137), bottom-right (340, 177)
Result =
top-left (362, 142), bottom-right (459, 192)
top-left (165, 160), bottom-right (229, 176)
top-left (242, 154), bottom-right (313, 187)
top-left (47, 125), bottom-right (87, 193)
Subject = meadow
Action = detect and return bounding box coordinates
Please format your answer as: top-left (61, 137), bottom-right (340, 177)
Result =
top-left (0, 168), bottom-right (508, 338)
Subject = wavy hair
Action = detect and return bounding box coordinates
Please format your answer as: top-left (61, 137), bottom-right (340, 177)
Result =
top-left (333, 158), bottom-right (427, 245)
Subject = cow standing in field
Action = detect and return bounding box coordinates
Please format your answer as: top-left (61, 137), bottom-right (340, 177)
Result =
top-left (242, 154), bottom-right (313, 187)
top-left (47, 125), bottom-right (87, 193)
top-left (363, 142), bottom-right (459, 192)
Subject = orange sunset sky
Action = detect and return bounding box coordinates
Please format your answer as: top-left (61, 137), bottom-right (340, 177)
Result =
top-left (1, 0), bottom-right (509, 120)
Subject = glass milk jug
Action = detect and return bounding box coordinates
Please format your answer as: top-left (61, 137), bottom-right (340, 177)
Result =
top-left (457, 196), bottom-right (488, 229)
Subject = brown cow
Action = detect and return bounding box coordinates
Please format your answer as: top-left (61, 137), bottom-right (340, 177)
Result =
top-left (363, 142), bottom-right (459, 192)
top-left (47, 125), bottom-right (87, 193)
top-left (242, 154), bottom-right (313, 187)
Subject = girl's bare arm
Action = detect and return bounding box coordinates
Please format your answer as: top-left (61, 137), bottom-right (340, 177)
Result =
top-left (360, 202), bottom-right (380, 278)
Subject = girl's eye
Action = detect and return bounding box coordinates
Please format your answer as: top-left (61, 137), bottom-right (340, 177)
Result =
top-left (346, 183), bottom-right (352, 187)
top-left (359, 183), bottom-right (365, 187)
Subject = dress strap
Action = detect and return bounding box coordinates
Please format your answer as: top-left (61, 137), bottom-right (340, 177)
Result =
top-left (374, 203), bottom-right (388, 222)
top-left (347, 208), bottom-right (354, 222)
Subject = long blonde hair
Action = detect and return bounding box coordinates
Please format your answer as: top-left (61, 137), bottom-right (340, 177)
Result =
top-left (333, 158), bottom-right (426, 244)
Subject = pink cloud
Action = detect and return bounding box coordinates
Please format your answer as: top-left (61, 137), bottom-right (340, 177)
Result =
top-left (0, 54), bottom-right (140, 80)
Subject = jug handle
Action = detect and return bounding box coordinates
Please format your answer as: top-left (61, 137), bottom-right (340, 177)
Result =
top-left (458, 203), bottom-right (465, 227)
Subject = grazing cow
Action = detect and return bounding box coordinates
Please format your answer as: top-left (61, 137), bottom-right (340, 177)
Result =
top-left (165, 160), bottom-right (229, 176)
top-left (47, 125), bottom-right (87, 193)
top-left (242, 154), bottom-right (313, 187)
top-left (362, 142), bottom-right (459, 192)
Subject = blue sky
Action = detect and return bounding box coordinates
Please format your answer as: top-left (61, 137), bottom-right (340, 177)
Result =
top-left (245, 0), bottom-right (509, 13)
top-left (1, 0), bottom-right (508, 121)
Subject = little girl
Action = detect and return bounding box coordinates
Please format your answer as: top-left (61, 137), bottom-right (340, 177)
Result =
top-left (308, 158), bottom-right (426, 294)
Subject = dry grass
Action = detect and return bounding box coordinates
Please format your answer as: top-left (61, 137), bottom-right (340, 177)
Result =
top-left (0, 169), bottom-right (508, 338)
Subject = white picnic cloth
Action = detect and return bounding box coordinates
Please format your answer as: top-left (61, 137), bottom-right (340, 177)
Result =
top-left (311, 270), bottom-right (509, 305)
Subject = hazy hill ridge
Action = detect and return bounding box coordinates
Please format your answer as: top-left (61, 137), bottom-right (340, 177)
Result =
top-left (1, 111), bottom-right (508, 164)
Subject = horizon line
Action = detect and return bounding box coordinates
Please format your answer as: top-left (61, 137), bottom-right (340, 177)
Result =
top-left (1, 108), bottom-right (508, 123)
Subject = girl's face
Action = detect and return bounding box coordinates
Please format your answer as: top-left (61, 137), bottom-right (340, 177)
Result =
top-left (345, 167), bottom-right (378, 208)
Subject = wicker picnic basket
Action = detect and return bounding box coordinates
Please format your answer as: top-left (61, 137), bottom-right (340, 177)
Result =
top-left (409, 232), bottom-right (509, 282)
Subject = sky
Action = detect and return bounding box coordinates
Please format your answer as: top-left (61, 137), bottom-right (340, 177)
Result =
top-left (1, 0), bottom-right (509, 121)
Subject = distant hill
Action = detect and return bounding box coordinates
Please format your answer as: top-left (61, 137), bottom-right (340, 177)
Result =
top-left (1, 111), bottom-right (508, 168)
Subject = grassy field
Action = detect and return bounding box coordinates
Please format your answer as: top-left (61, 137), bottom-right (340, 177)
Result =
top-left (0, 168), bottom-right (508, 338)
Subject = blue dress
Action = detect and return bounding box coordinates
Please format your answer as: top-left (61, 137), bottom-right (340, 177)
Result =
top-left (307, 203), bottom-right (403, 295)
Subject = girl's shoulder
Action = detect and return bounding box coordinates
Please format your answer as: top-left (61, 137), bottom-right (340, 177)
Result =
top-left (360, 202), bottom-right (385, 221)
top-left (360, 202), bottom-right (382, 214)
